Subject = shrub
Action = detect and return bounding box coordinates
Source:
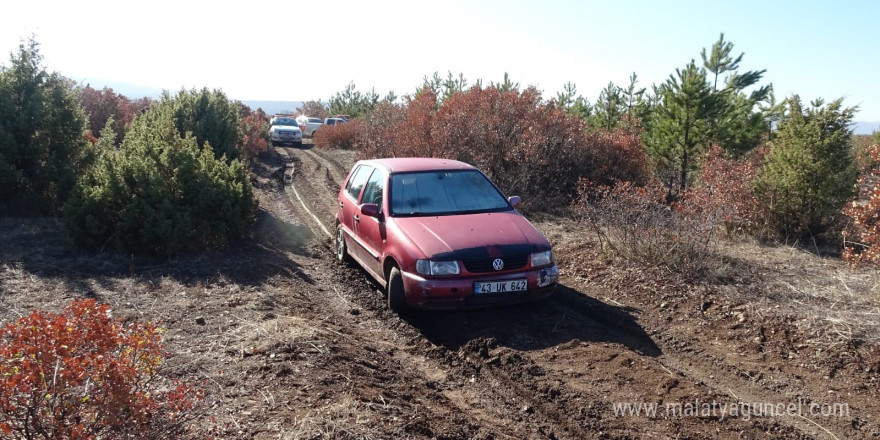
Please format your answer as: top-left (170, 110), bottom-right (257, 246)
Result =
top-left (754, 96), bottom-right (858, 239)
top-left (684, 145), bottom-right (763, 236)
top-left (353, 101), bottom-right (406, 158)
top-left (161, 88), bottom-right (242, 163)
top-left (0, 299), bottom-right (203, 439)
top-left (0, 38), bottom-right (92, 214)
top-left (313, 119), bottom-right (362, 150)
top-left (354, 85), bottom-right (648, 211)
top-left (64, 111), bottom-right (257, 256)
top-left (843, 144), bottom-right (880, 265)
top-left (80, 85), bottom-right (152, 147)
top-left (578, 180), bottom-right (720, 275)
top-left (236, 104), bottom-right (269, 160)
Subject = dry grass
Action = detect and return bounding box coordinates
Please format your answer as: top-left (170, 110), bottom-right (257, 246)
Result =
top-left (723, 241), bottom-right (880, 347)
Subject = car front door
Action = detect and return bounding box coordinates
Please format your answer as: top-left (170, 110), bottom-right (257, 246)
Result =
top-left (354, 169), bottom-right (386, 279)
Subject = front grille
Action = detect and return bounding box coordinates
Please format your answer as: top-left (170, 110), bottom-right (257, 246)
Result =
top-left (462, 255), bottom-right (529, 273)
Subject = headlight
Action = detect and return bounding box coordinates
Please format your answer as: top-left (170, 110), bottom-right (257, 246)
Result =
top-left (531, 250), bottom-right (552, 267)
top-left (416, 260), bottom-right (460, 276)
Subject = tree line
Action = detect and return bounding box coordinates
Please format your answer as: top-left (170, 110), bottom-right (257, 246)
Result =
top-left (312, 33), bottom-right (872, 258)
top-left (0, 38), bottom-right (261, 255)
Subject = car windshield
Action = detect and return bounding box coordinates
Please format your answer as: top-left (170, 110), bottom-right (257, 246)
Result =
top-left (274, 118), bottom-right (297, 126)
top-left (389, 170), bottom-right (511, 217)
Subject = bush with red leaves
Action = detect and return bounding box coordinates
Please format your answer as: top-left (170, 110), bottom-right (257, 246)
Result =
top-left (237, 106), bottom-right (270, 160)
top-left (844, 144), bottom-right (880, 265)
top-left (314, 119), bottom-right (363, 150)
top-left (0, 299), bottom-right (205, 439)
top-left (80, 86), bottom-right (152, 146)
top-left (354, 86), bottom-right (648, 211)
top-left (682, 145), bottom-right (764, 236)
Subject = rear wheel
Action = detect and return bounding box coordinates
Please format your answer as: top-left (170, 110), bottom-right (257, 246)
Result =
top-left (387, 267), bottom-right (407, 313)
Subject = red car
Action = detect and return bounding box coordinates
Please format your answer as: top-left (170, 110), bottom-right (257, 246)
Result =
top-left (335, 158), bottom-right (559, 311)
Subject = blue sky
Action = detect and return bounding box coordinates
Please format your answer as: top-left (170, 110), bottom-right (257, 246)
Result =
top-left (1, 0), bottom-right (878, 124)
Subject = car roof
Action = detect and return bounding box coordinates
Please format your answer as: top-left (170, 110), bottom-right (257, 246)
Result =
top-left (358, 158), bottom-right (476, 174)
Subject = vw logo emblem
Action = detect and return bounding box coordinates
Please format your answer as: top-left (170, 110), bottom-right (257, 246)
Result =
top-left (492, 258), bottom-right (504, 271)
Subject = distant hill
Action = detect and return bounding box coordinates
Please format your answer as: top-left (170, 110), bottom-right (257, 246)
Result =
top-left (855, 121), bottom-right (879, 135)
top-left (73, 78), bottom-right (305, 115)
top-left (75, 77), bottom-right (164, 99)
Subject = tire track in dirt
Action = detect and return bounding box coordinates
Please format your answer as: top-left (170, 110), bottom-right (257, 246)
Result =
top-left (274, 146), bottom-right (341, 239)
top-left (276, 147), bottom-right (596, 437)
top-left (275, 147), bottom-right (838, 438)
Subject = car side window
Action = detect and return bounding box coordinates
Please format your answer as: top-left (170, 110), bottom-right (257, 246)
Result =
top-left (360, 170), bottom-right (385, 212)
top-left (345, 165), bottom-right (373, 201)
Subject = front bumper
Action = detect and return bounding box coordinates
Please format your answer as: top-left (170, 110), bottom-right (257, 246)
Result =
top-left (271, 132), bottom-right (302, 143)
top-left (401, 264), bottom-right (559, 310)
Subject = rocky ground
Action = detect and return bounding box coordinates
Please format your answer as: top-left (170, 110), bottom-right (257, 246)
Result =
top-left (1, 140), bottom-right (878, 439)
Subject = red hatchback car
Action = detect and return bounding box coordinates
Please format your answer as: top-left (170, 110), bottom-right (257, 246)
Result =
top-left (335, 158), bottom-right (559, 311)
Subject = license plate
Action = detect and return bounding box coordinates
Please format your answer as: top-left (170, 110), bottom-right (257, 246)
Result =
top-left (474, 279), bottom-right (527, 294)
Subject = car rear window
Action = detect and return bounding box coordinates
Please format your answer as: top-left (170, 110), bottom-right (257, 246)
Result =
top-left (389, 170), bottom-right (511, 216)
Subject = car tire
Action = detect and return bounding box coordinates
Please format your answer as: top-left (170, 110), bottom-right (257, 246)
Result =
top-left (387, 267), bottom-right (407, 313)
top-left (271, 141), bottom-right (278, 147)
top-left (294, 141), bottom-right (303, 148)
top-left (335, 226), bottom-right (350, 264)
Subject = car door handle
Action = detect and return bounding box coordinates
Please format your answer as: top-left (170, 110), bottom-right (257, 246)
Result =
top-left (339, 202), bottom-right (344, 208)
top-left (354, 215), bottom-right (360, 222)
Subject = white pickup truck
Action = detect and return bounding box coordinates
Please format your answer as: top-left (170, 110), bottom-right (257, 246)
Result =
top-left (295, 116), bottom-right (324, 137)
top-left (269, 116), bottom-right (303, 147)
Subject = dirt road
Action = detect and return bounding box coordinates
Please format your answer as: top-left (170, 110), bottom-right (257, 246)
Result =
top-left (1, 144), bottom-right (877, 439)
top-left (267, 144), bottom-right (878, 439)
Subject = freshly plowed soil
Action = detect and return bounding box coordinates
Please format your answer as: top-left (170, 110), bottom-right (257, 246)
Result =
top-left (1, 141), bottom-right (878, 439)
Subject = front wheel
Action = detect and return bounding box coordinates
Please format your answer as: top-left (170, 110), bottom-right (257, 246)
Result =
top-left (335, 226), bottom-right (350, 263)
top-left (387, 267), bottom-right (407, 313)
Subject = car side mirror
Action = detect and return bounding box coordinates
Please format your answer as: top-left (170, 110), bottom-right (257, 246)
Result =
top-left (361, 203), bottom-right (380, 218)
top-left (508, 196), bottom-right (521, 208)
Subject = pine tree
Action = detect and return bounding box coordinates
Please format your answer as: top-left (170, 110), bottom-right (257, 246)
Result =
top-left (553, 82), bottom-right (591, 119)
top-left (646, 61), bottom-right (723, 198)
top-left (701, 33), bottom-right (771, 155)
top-left (621, 73), bottom-right (649, 125)
top-left (0, 38), bottom-right (90, 214)
top-left (591, 82), bottom-right (624, 130)
top-left (329, 81), bottom-right (379, 117)
top-left (492, 73), bottom-right (519, 93)
top-left (754, 96), bottom-right (858, 237)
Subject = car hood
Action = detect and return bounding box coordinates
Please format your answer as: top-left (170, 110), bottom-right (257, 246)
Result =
top-left (271, 125), bottom-right (301, 131)
top-left (393, 210), bottom-right (549, 260)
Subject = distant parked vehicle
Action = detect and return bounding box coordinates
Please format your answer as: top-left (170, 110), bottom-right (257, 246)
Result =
top-left (324, 117), bottom-right (347, 126)
top-left (296, 116), bottom-right (324, 137)
top-left (268, 116), bottom-right (303, 147)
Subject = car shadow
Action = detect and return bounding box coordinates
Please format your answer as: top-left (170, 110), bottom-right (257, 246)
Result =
top-left (405, 282), bottom-right (661, 357)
